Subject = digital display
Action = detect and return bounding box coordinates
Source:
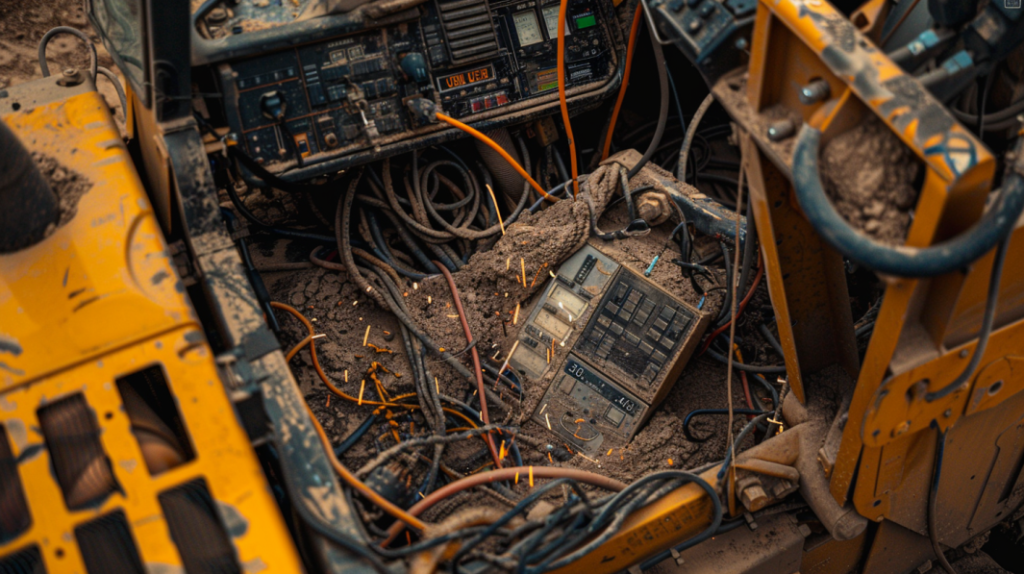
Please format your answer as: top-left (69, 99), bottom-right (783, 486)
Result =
top-left (575, 13), bottom-right (597, 29)
top-left (542, 5), bottom-right (569, 39)
top-left (564, 358), bottom-right (638, 414)
top-left (514, 10), bottom-right (544, 46)
top-left (437, 66), bottom-right (494, 92)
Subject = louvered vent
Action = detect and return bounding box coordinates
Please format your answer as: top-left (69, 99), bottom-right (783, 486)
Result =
top-left (75, 511), bottom-right (146, 574)
top-left (0, 545), bottom-right (44, 574)
top-left (0, 424), bottom-right (31, 543)
top-left (159, 479), bottom-right (241, 574)
top-left (37, 394), bottom-right (120, 510)
top-left (438, 0), bottom-right (500, 64)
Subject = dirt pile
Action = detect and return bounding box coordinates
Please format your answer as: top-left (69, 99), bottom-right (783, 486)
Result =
top-left (34, 152), bottom-right (92, 235)
top-left (820, 117), bottom-right (920, 245)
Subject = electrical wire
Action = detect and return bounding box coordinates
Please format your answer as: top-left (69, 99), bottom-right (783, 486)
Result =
top-left (928, 425), bottom-right (956, 574)
top-left (626, 27), bottom-right (669, 180)
top-left (435, 262), bottom-right (504, 469)
top-left (699, 261), bottom-right (764, 355)
top-left (601, 1), bottom-right (644, 161)
top-left (436, 113), bottom-right (555, 202)
top-left (556, 0), bottom-right (579, 198)
top-left (383, 467), bottom-right (627, 546)
top-left (678, 93), bottom-right (715, 181)
top-left (926, 237), bottom-right (1010, 402)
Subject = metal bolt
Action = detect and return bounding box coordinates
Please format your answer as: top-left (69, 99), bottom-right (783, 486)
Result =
top-left (892, 420), bottom-right (911, 437)
top-left (767, 119), bottom-right (795, 142)
top-left (798, 79), bottom-right (831, 105)
top-left (739, 484), bottom-right (770, 511)
top-left (735, 37), bottom-right (749, 50)
top-left (58, 68), bottom-right (83, 87)
top-left (944, 409), bottom-right (952, 418)
top-left (960, 349), bottom-right (970, 358)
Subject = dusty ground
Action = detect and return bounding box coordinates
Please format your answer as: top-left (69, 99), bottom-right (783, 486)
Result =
top-left (0, 0), bottom-right (125, 120)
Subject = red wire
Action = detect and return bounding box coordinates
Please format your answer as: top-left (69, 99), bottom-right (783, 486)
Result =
top-left (699, 260), bottom-right (764, 356)
top-left (434, 262), bottom-right (503, 470)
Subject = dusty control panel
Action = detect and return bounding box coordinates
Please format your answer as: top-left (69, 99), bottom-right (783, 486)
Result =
top-left (510, 244), bottom-right (709, 455)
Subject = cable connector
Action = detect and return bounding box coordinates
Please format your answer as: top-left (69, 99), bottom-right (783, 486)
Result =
top-left (406, 97), bottom-right (438, 127)
top-left (644, 255), bottom-right (660, 277)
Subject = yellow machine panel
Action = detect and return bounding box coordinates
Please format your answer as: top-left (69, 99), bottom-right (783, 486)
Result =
top-left (0, 76), bottom-right (303, 574)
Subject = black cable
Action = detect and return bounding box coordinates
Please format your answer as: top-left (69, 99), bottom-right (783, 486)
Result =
top-left (704, 346), bottom-right (787, 374)
top-left (757, 323), bottom-right (785, 361)
top-left (683, 409), bottom-right (765, 442)
top-left (926, 237), bottom-right (1009, 401)
top-left (626, 23), bottom-right (670, 180)
top-left (928, 425), bottom-right (956, 574)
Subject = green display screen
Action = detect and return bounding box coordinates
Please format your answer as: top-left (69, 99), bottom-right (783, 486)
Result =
top-left (575, 14), bottom-right (596, 29)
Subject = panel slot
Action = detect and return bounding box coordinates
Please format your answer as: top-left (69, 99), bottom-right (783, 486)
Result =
top-left (75, 511), bottom-right (146, 574)
top-left (116, 365), bottom-right (195, 475)
top-left (0, 423), bottom-right (31, 543)
top-left (159, 479), bottom-right (241, 574)
top-left (37, 394), bottom-right (120, 509)
top-left (0, 544), bottom-right (45, 574)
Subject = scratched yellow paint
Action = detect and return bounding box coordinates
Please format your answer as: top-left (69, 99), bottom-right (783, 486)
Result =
top-left (0, 82), bottom-right (303, 573)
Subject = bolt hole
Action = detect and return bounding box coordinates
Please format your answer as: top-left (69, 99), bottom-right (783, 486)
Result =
top-left (12, 102), bottom-right (20, 111)
top-left (971, 475), bottom-right (976, 480)
top-left (872, 499), bottom-right (881, 507)
top-left (55, 548), bottom-right (64, 558)
top-left (989, 380), bottom-right (1004, 395)
top-left (104, 411), bottom-right (113, 420)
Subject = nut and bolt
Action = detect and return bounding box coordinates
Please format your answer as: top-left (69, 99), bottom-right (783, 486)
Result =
top-left (58, 68), bottom-right (83, 87)
top-left (767, 119), bottom-right (795, 142)
top-left (798, 79), bottom-right (831, 105)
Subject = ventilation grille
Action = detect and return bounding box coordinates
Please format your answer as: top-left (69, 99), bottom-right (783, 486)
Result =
top-left (37, 394), bottom-right (120, 509)
top-left (159, 479), bottom-right (241, 574)
top-left (75, 511), bottom-right (146, 574)
top-left (116, 366), bottom-right (195, 476)
top-left (0, 424), bottom-right (31, 543)
top-left (0, 545), bottom-right (45, 574)
top-left (437, 0), bottom-right (500, 64)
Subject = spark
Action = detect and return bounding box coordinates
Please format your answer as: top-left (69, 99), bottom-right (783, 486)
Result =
top-left (545, 413), bottom-right (552, 430)
top-left (486, 184), bottom-right (506, 235)
top-left (513, 303), bottom-right (520, 325)
top-left (363, 325), bottom-right (371, 346)
top-left (358, 379), bottom-right (366, 405)
top-left (529, 466), bottom-right (534, 487)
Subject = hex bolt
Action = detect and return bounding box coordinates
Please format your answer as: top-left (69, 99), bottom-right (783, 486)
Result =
top-left (767, 119), bottom-right (795, 142)
top-left (739, 484), bottom-right (769, 511)
top-left (57, 68), bottom-right (83, 87)
top-left (798, 79), bottom-right (831, 105)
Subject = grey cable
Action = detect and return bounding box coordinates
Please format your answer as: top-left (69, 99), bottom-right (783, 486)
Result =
top-left (678, 93), bottom-right (715, 181)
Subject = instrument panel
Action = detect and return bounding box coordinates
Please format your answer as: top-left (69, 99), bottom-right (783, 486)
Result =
top-left (515, 244), bottom-right (710, 454)
top-left (213, 0), bottom-right (620, 175)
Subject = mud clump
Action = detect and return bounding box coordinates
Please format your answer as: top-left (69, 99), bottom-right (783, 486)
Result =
top-left (820, 117), bottom-right (920, 245)
top-left (34, 152), bottom-right (92, 234)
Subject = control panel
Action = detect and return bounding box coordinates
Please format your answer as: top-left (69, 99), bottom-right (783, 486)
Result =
top-left (216, 0), bottom-right (618, 173)
top-left (648, 0), bottom-right (756, 83)
top-left (513, 243), bottom-right (709, 454)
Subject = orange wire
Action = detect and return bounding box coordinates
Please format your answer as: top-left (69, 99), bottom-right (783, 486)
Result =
top-left (435, 113), bottom-right (558, 202)
top-left (601, 2), bottom-right (644, 161)
top-left (557, 0), bottom-right (579, 198)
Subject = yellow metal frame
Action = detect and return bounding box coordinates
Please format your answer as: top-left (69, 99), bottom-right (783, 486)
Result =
top-left (0, 77), bottom-right (303, 573)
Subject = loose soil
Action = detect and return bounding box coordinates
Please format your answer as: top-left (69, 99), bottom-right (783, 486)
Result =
top-left (820, 117), bottom-right (920, 245)
top-left (34, 152), bottom-right (92, 234)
